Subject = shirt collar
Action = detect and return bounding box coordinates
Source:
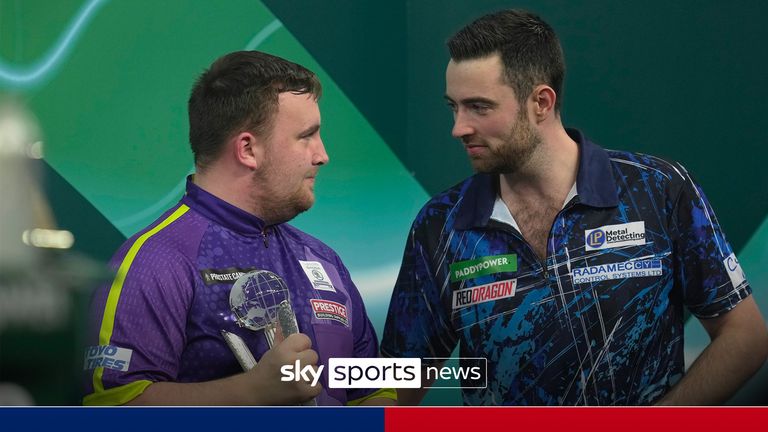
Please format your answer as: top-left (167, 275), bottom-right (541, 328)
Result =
top-left (570, 128), bottom-right (619, 208)
top-left (181, 175), bottom-right (267, 237)
top-left (455, 128), bottom-right (618, 229)
top-left (488, 182), bottom-right (578, 232)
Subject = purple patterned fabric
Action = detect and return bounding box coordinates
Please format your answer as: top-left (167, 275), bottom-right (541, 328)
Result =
top-left (85, 178), bottom-right (379, 405)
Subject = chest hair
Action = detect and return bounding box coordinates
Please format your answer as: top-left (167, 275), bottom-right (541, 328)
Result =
top-left (506, 200), bottom-right (562, 262)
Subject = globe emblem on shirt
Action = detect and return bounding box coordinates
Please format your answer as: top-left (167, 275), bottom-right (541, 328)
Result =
top-left (229, 270), bottom-right (291, 331)
top-left (312, 269), bottom-right (324, 281)
top-left (587, 229), bottom-right (606, 248)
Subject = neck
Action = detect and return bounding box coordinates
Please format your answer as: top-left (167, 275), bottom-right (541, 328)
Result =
top-left (194, 164), bottom-right (262, 219)
top-left (499, 123), bottom-right (578, 205)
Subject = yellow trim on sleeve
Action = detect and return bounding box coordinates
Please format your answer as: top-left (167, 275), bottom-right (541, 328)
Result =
top-left (83, 380), bottom-right (153, 406)
top-left (346, 388), bottom-right (398, 406)
top-left (91, 205), bottom-right (190, 394)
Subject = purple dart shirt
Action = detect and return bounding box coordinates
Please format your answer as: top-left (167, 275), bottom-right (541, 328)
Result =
top-left (84, 178), bottom-right (381, 405)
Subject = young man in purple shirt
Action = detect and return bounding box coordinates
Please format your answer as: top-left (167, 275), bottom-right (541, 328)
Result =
top-left (83, 51), bottom-right (395, 406)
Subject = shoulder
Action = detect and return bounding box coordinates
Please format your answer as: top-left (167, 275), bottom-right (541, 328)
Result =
top-left (280, 223), bottom-right (344, 264)
top-left (279, 224), bottom-right (363, 297)
top-left (606, 150), bottom-right (688, 184)
top-left (109, 204), bottom-right (209, 272)
top-left (604, 150), bottom-right (696, 203)
top-left (412, 175), bottom-right (476, 228)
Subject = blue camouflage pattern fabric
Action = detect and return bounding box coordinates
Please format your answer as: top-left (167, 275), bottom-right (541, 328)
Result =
top-left (382, 129), bottom-right (751, 405)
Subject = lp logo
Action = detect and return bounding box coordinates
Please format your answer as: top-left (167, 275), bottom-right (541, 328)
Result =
top-left (587, 229), bottom-right (605, 248)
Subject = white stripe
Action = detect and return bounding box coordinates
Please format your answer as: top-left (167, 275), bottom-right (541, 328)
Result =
top-left (610, 158), bottom-right (672, 180)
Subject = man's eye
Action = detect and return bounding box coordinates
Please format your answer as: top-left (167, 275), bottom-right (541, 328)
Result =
top-left (471, 104), bottom-right (490, 113)
top-left (446, 103), bottom-right (457, 112)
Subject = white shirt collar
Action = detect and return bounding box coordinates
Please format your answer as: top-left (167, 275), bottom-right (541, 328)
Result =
top-left (490, 182), bottom-right (578, 230)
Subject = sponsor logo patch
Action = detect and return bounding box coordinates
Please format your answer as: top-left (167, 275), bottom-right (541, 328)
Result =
top-left (723, 253), bottom-right (747, 288)
top-left (449, 254), bottom-right (517, 282)
top-left (199, 267), bottom-right (259, 286)
top-left (84, 345), bottom-right (132, 371)
top-left (585, 221), bottom-right (646, 251)
top-left (310, 299), bottom-right (349, 326)
top-left (299, 260), bottom-right (336, 292)
top-left (572, 259), bottom-right (662, 284)
top-left (452, 278), bottom-right (517, 309)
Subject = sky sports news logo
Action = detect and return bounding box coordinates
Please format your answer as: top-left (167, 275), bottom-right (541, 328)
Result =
top-left (280, 357), bottom-right (487, 389)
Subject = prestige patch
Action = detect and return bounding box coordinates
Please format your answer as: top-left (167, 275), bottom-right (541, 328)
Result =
top-left (452, 278), bottom-right (517, 309)
top-left (585, 221), bottom-right (646, 251)
top-left (450, 254), bottom-right (517, 282)
top-left (572, 259), bottom-right (662, 284)
top-left (299, 260), bottom-right (336, 292)
top-left (310, 299), bottom-right (349, 326)
top-left (84, 345), bottom-right (132, 371)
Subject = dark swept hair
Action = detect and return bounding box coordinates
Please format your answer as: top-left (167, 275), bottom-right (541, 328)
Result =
top-left (188, 50), bottom-right (322, 169)
top-left (447, 9), bottom-right (565, 111)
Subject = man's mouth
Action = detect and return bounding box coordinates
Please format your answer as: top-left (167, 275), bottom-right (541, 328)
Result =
top-left (464, 143), bottom-right (487, 155)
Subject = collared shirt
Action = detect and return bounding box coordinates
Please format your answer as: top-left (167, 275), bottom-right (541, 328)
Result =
top-left (382, 129), bottom-right (751, 405)
top-left (84, 178), bottom-right (383, 406)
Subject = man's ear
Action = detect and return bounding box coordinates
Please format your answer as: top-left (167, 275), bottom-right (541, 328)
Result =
top-left (233, 131), bottom-right (265, 170)
top-left (530, 84), bottom-right (557, 122)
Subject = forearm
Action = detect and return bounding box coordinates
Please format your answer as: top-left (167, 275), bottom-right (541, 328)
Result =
top-left (127, 372), bottom-right (266, 406)
top-left (124, 333), bottom-right (321, 405)
top-left (657, 301), bottom-right (768, 405)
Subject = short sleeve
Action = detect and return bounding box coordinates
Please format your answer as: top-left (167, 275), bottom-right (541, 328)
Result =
top-left (83, 239), bottom-right (195, 405)
top-left (382, 217), bottom-right (458, 362)
top-left (671, 164), bottom-right (752, 318)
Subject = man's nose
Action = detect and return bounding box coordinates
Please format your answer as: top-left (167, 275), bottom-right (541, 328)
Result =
top-left (451, 112), bottom-right (475, 139)
top-left (313, 137), bottom-right (329, 166)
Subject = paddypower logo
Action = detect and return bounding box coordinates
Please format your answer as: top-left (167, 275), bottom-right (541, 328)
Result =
top-left (585, 221), bottom-right (646, 251)
top-left (450, 254), bottom-right (517, 282)
top-left (280, 357), bottom-right (487, 389)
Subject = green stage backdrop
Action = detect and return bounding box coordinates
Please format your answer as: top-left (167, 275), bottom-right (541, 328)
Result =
top-left (0, 0), bottom-right (765, 405)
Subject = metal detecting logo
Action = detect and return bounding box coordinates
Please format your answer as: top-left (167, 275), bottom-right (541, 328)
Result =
top-left (585, 221), bottom-right (646, 251)
top-left (586, 229), bottom-right (606, 249)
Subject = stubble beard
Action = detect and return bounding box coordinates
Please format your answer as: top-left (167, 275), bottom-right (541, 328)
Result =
top-left (251, 162), bottom-right (315, 225)
top-left (471, 110), bottom-right (542, 175)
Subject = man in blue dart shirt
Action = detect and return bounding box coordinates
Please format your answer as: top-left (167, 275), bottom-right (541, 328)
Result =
top-left (382, 9), bottom-right (768, 405)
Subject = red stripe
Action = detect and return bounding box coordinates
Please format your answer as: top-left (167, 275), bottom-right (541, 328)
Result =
top-left (385, 407), bottom-right (768, 432)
